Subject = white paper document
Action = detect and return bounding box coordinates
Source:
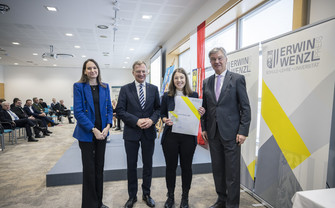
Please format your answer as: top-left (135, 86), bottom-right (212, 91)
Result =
top-left (170, 96), bottom-right (202, 136)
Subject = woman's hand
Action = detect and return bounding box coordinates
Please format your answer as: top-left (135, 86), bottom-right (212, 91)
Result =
top-left (198, 107), bottom-right (206, 116)
top-left (163, 117), bottom-right (173, 126)
top-left (92, 128), bottom-right (104, 140)
top-left (101, 125), bottom-right (111, 139)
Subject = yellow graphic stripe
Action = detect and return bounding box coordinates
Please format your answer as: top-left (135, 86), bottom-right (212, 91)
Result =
top-left (169, 111), bottom-right (178, 119)
top-left (181, 96), bottom-right (200, 120)
top-left (247, 160), bottom-right (255, 181)
top-left (261, 80), bottom-right (311, 170)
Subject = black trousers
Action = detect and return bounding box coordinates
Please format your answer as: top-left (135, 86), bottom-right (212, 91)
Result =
top-left (57, 110), bottom-right (72, 123)
top-left (14, 119), bottom-right (35, 137)
top-left (162, 129), bottom-right (196, 194)
top-left (208, 127), bottom-right (241, 208)
top-left (124, 132), bottom-right (155, 198)
top-left (79, 138), bottom-right (107, 208)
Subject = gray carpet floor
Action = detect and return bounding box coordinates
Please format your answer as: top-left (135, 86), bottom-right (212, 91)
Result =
top-left (0, 121), bottom-right (266, 208)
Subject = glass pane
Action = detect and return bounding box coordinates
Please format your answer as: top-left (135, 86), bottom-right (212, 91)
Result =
top-left (205, 23), bottom-right (236, 68)
top-left (240, 0), bottom-right (293, 48)
top-left (178, 49), bottom-right (190, 73)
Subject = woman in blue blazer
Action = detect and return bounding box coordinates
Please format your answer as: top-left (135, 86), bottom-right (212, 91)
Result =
top-left (73, 59), bottom-right (113, 208)
top-left (160, 68), bottom-right (205, 208)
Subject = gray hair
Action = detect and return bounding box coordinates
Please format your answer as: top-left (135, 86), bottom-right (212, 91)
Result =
top-left (208, 47), bottom-right (227, 58)
top-left (132, 60), bottom-right (147, 71)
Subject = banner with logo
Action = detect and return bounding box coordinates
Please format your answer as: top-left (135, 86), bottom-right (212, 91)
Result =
top-left (160, 65), bottom-right (175, 96)
top-left (255, 18), bottom-right (335, 208)
top-left (227, 44), bottom-right (259, 191)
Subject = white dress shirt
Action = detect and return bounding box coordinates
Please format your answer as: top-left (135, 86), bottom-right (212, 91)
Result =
top-left (135, 80), bottom-right (146, 100)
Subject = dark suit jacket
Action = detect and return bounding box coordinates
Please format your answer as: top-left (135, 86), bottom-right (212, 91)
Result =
top-left (116, 81), bottom-right (160, 141)
top-left (160, 91), bottom-right (198, 144)
top-left (72, 82), bottom-right (113, 142)
top-left (24, 105), bottom-right (42, 118)
top-left (201, 70), bottom-right (251, 141)
top-left (12, 106), bottom-right (29, 119)
top-left (0, 110), bottom-right (13, 123)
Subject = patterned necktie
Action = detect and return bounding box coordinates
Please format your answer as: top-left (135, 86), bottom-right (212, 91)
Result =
top-left (139, 83), bottom-right (145, 109)
top-left (8, 110), bottom-right (19, 120)
top-left (215, 75), bottom-right (222, 101)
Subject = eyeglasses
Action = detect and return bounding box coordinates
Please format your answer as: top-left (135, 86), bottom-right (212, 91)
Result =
top-left (210, 57), bottom-right (225, 62)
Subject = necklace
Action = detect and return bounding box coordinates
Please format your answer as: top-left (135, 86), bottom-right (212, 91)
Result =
top-left (91, 85), bottom-right (97, 91)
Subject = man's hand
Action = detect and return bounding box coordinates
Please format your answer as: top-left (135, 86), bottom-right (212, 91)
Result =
top-left (201, 131), bottom-right (208, 142)
top-left (198, 107), bottom-right (206, 116)
top-left (137, 118), bottom-right (153, 129)
top-left (236, 134), bottom-right (247, 145)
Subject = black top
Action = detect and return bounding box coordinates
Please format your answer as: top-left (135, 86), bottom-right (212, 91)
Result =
top-left (91, 85), bottom-right (102, 131)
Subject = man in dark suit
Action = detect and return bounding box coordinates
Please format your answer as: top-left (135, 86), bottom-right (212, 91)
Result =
top-left (116, 60), bottom-right (160, 208)
top-left (201, 47), bottom-right (251, 208)
top-left (0, 102), bottom-right (38, 142)
top-left (24, 99), bottom-right (57, 127)
top-left (54, 99), bottom-right (74, 123)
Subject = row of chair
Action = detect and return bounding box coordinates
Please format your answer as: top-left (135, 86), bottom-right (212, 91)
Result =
top-left (0, 126), bottom-right (27, 151)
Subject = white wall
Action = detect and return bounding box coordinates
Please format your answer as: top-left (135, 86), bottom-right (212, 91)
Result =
top-left (0, 65), bottom-right (4, 83)
top-left (3, 66), bottom-right (133, 107)
top-left (309, 0), bottom-right (335, 24)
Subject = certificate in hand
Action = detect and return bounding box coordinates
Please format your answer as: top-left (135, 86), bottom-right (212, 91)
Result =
top-left (170, 96), bottom-right (202, 136)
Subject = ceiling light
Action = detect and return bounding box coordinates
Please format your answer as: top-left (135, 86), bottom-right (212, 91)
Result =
top-left (126, 57), bottom-right (130, 59)
top-left (43, 58), bottom-right (48, 61)
top-left (129, 48), bottom-right (134, 51)
top-left (12, 42), bottom-right (20, 45)
top-left (0, 4), bottom-right (10, 14)
top-left (124, 61), bottom-right (128, 64)
top-left (97, 25), bottom-right (108, 29)
top-left (65, 33), bottom-right (73, 37)
top-left (45, 6), bottom-right (57, 12)
top-left (14, 63), bottom-right (18, 65)
top-left (81, 55), bottom-right (86, 58)
top-left (32, 53), bottom-right (38, 56)
top-left (53, 64), bottom-right (57, 66)
top-left (0, 57), bottom-right (2, 59)
top-left (142, 15), bottom-right (152, 20)
top-left (122, 66), bottom-right (126, 68)
top-left (74, 45), bottom-right (80, 49)
top-left (133, 37), bottom-right (140, 40)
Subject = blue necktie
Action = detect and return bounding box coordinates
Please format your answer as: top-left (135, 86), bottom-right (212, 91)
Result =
top-left (139, 83), bottom-right (145, 109)
top-left (8, 110), bottom-right (19, 120)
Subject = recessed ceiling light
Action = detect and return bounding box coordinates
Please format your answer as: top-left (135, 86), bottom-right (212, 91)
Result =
top-left (53, 64), bottom-right (57, 66)
top-left (122, 66), bottom-right (126, 68)
top-left (126, 57), bottom-right (130, 59)
top-left (0, 57), bottom-right (2, 59)
top-left (129, 48), bottom-right (134, 51)
top-left (32, 53), bottom-right (38, 56)
top-left (142, 15), bottom-right (152, 20)
top-left (12, 42), bottom-right (20, 45)
top-left (65, 33), bottom-right (73, 37)
top-left (45, 6), bottom-right (57, 12)
top-left (97, 25), bottom-right (108, 29)
top-left (133, 37), bottom-right (140, 40)
top-left (74, 45), bottom-right (81, 49)
top-left (81, 55), bottom-right (87, 58)
top-left (14, 63), bottom-right (18, 65)
top-left (43, 58), bottom-right (48, 61)
top-left (124, 61), bottom-right (128, 64)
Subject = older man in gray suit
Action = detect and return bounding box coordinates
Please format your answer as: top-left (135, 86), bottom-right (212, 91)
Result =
top-left (201, 47), bottom-right (251, 208)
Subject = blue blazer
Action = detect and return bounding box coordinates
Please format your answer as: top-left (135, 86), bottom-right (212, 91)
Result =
top-left (160, 91), bottom-right (199, 144)
top-left (72, 82), bottom-right (113, 142)
top-left (116, 81), bottom-right (160, 141)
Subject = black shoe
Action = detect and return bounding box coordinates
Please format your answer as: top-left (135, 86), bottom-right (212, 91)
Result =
top-left (124, 197), bottom-right (137, 208)
top-left (28, 137), bottom-right (38, 142)
top-left (115, 128), bottom-right (121, 131)
top-left (101, 204), bottom-right (109, 208)
top-left (180, 198), bottom-right (189, 208)
top-left (164, 197), bottom-right (174, 208)
top-left (209, 201), bottom-right (225, 208)
top-left (35, 134), bottom-right (45, 138)
top-left (142, 195), bottom-right (155, 207)
top-left (46, 130), bottom-right (53, 134)
top-left (43, 133), bottom-right (50, 136)
top-left (69, 121), bottom-right (75, 124)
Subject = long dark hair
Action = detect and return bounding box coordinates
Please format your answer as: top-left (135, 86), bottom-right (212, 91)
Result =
top-left (167, 67), bottom-right (193, 96)
top-left (78, 59), bottom-right (106, 88)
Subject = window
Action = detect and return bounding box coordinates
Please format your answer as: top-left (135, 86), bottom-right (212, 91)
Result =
top-left (205, 23), bottom-right (236, 68)
top-left (178, 49), bottom-right (191, 82)
top-left (239, 0), bottom-right (293, 48)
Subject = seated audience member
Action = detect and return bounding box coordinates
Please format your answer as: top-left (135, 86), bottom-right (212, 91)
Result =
top-left (10, 98), bottom-right (19, 109)
top-left (112, 99), bottom-right (121, 130)
top-left (24, 99), bottom-right (58, 127)
top-left (39, 98), bottom-right (48, 109)
top-left (50, 98), bottom-right (58, 116)
top-left (32, 97), bottom-right (45, 113)
top-left (12, 99), bottom-right (51, 137)
top-left (54, 100), bottom-right (74, 124)
top-left (0, 102), bottom-right (38, 142)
